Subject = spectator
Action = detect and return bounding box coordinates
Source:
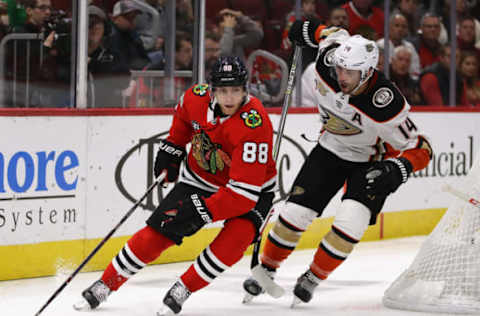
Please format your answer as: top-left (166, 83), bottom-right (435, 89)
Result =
top-left (411, 12), bottom-right (443, 69)
top-left (391, 0), bottom-right (425, 40)
top-left (440, 0), bottom-right (480, 47)
top-left (12, 0), bottom-right (50, 33)
top-left (389, 46), bottom-right (423, 105)
top-left (176, 0), bottom-right (193, 34)
top-left (457, 16), bottom-right (480, 72)
top-left (342, 0), bottom-right (384, 40)
top-left (131, 31), bottom-right (192, 107)
top-left (175, 31), bottom-right (192, 70)
top-left (217, 8), bottom-right (263, 62)
top-left (4, 0), bottom-right (68, 107)
top-left (205, 31), bottom-right (220, 78)
top-left (1, 0), bottom-right (26, 29)
top-left (0, 1), bottom-right (9, 39)
top-left (326, 6), bottom-right (349, 30)
top-left (460, 50), bottom-right (480, 106)
top-left (376, 13), bottom-right (421, 79)
top-left (87, 5), bottom-right (130, 107)
top-left (134, 0), bottom-right (165, 52)
top-left (110, 0), bottom-right (150, 70)
top-left (419, 45), bottom-right (467, 106)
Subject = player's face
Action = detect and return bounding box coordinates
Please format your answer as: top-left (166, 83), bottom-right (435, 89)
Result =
top-left (214, 86), bottom-right (246, 115)
top-left (335, 66), bottom-right (362, 94)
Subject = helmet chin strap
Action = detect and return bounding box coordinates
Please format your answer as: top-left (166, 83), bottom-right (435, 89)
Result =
top-left (348, 68), bottom-right (374, 96)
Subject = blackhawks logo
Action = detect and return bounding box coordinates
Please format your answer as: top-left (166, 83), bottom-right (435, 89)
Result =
top-left (191, 130), bottom-right (231, 174)
top-left (241, 109), bottom-right (262, 128)
top-left (192, 84), bottom-right (209, 96)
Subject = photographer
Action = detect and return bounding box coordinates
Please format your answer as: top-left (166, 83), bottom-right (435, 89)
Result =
top-left (3, 0), bottom-right (70, 107)
top-left (87, 5), bottom-right (130, 107)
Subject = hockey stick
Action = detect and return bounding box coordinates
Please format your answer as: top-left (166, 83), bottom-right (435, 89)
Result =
top-left (34, 172), bottom-right (167, 316)
top-left (442, 183), bottom-right (480, 209)
top-left (249, 45), bottom-right (302, 298)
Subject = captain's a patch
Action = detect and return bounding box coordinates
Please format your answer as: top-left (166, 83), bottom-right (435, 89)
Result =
top-left (241, 109), bottom-right (262, 128)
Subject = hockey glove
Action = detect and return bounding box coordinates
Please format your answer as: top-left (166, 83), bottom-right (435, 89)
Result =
top-left (364, 157), bottom-right (413, 196)
top-left (162, 194), bottom-right (213, 237)
top-left (154, 140), bottom-right (186, 182)
top-left (288, 19), bottom-right (322, 48)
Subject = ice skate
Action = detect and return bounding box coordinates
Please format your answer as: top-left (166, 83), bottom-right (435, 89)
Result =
top-left (242, 265), bottom-right (279, 303)
top-left (73, 280), bottom-right (111, 311)
top-left (291, 269), bottom-right (320, 308)
top-left (242, 277), bottom-right (264, 303)
top-left (157, 280), bottom-right (191, 315)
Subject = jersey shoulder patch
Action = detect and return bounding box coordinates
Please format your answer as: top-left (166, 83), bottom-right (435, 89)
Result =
top-left (181, 84), bottom-right (211, 109)
top-left (372, 87), bottom-right (394, 108)
top-left (350, 72), bottom-right (406, 122)
top-left (192, 83), bottom-right (209, 96)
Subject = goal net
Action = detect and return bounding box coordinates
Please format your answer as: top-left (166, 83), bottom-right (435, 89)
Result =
top-left (383, 155), bottom-right (480, 314)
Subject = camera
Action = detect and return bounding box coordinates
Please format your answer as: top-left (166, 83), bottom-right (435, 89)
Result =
top-left (44, 9), bottom-right (72, 57)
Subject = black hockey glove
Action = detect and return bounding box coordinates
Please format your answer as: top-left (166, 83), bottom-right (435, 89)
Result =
top-left (154, 140), bottom-right (186, 182)
top-left (162, 194), bottom-right (213, 237)
top-left (288, 18), bottom-right (322, 48)
top-left (364, 157), bottom-right (413, 196)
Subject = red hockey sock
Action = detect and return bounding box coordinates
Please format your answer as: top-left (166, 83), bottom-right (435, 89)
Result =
top-left (181, 218), bottom-right (256, 292)
top-left (102, 226), bottom-right (175, 291)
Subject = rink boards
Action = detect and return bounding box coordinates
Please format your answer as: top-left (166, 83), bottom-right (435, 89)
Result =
top-left (0, 109), bottom-right (479, 281)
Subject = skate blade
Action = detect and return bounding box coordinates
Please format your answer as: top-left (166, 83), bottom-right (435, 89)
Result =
top-left (242, 293), bottom-right (254, 304)
top-left (72, 298), bottom-right (92, 311)
top-left (290, 296), bottom-right (302, 308)
top-left (156, 304), bottom-right (175, 316)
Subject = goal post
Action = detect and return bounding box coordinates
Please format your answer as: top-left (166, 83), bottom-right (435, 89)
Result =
top-left (383, 154), bottom-right (480, 314)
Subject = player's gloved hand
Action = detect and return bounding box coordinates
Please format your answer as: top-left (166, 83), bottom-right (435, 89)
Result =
top-left (317, 26), bottom-right (350, 50)
top-left (288, 19), bottom-right (322, 48)
top-left (154, 140), bottom-right (186, 182)
top-left (162, 194), bottom-right (213, 237)
top-left (364, 157), bottom-right (413, 196)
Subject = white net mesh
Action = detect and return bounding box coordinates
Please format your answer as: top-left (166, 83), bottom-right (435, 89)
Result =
top-left (383, 156), bottom-right (480, 314)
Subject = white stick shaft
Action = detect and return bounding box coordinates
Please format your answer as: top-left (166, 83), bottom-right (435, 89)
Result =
top-left (442, 184), bottom-right (480, 209)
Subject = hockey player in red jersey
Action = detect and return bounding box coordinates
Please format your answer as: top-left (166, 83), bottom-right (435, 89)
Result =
top-left (74, 56), bottom-right (277, 315)
top-left (243, 21), bottom-right (433, 307)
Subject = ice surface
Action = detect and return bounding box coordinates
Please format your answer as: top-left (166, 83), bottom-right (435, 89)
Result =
top-left (1, 236), bottom-right (449, 315)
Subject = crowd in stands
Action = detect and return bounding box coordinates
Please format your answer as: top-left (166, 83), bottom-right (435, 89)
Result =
top-left (0, 0), bottom-right (479, 107)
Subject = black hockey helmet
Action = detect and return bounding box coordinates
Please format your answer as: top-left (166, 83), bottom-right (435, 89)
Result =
top-left (208, 56), bottom-right (248, 88)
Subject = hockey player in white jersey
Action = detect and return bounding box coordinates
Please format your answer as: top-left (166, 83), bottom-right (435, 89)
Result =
top-left (243, 20), bottom-right (433, 306)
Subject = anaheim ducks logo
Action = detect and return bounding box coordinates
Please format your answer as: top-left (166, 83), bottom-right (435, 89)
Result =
top-left (290, 186), bottom-right (305, 196)
top-left (319, 107), bottom-right (362, 135)
top-left (191, 130), bottom-right (231, 174)
top-left (315, 78), bottom-right (328, 96)
top-left (241, 109), bottom-right (262, 128)
top-left (192, 84), bottom-right (209, 96)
